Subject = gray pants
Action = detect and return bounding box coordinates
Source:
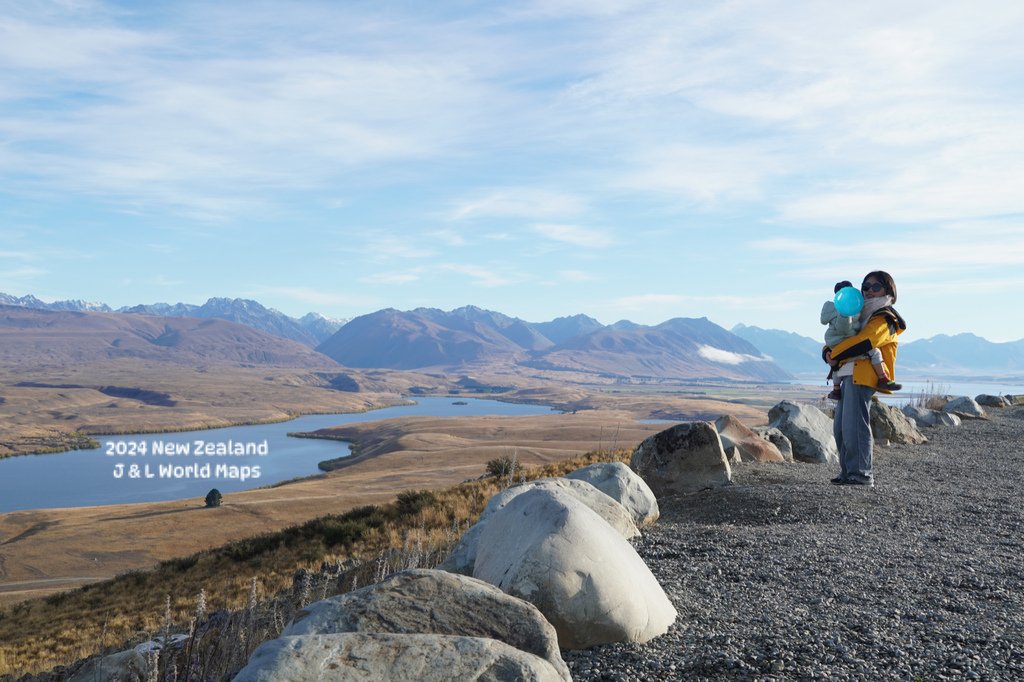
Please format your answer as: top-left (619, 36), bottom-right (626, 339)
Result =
top-left (833, 376), bottom-right (875, 483)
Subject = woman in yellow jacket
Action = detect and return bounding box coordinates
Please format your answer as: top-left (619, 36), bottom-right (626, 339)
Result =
top-left (825, 270), bottom-right (906, 486)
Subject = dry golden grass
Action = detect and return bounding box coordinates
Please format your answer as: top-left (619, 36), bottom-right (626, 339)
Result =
top-left (0, 448), bottom-right (633, 679)
top-left (0, 411), bottom-right (670, 609)
top-left (0, 359), bottom-right (456, 457)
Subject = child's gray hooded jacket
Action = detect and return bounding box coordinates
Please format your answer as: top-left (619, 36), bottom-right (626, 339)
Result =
top-left (821, 300), bottom-right (859, 348)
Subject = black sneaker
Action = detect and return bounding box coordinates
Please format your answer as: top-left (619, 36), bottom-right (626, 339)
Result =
top-left (830, 476), bottom-right (846, 485)
top-left (877, 379), bottom-right (902, 391)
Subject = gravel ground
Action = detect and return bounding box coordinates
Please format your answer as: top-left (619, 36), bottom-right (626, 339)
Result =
top-left (563, 405), bottom-right (1024, 681)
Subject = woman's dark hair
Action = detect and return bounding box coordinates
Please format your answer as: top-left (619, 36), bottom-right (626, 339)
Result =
top-left (863, 270), bottom-right (897, 303)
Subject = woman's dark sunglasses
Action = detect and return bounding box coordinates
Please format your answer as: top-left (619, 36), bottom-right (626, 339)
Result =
top-left (861, 282), bottom-right (884, 292)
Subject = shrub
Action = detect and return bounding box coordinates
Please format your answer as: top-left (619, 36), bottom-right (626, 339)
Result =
top-left (395, 490), bottom-right (437, 516)
top-left (205, 488), bottom-right (223, 508)
top-left (485, 455), bottom-right (521, 479)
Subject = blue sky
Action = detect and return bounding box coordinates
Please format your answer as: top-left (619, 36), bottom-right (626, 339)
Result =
top-left (2, 0), bottom-right (1024, 343)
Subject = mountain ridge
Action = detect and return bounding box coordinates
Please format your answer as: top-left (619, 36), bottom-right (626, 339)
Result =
top-left (317, 309), bottom-right (791, 381)
top-left (1, 293), bottom-right (346, 347)
top-left (0, 305), bottom-right (336, 368)
top-left (731, 324), bottom-right (1024, 379)
top-left (5, 292), bottom-right (1022, 379)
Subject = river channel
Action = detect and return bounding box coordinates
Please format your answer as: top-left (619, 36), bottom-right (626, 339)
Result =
top-left (0, 397), bottom-right (557, 513)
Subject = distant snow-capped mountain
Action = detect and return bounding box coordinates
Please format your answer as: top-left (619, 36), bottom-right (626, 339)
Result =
top-left (0, 292), bottom-right (346, 347)
top-left (0, 293), bottom-right (112, 313)
top-left (731, 324), bottom-right (1024, 379)
top-left (317, 306), bottom-right (792, 381)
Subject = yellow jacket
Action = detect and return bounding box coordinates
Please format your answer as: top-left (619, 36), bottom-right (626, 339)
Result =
top-left (825, 307), bottom-right (907, 393)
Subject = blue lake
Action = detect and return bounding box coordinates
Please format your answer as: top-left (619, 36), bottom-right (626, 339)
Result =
top-left (788, 379), bottom-right (1024, 406)
top-left (0, 397), bottom-right (558, 513)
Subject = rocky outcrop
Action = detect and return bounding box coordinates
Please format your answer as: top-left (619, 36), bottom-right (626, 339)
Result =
top-left (923, 395), bottom-right (956, 410)
top-left (751, 426), bottom-right (794, 462)
top-left (767, 401), bottom-right (838, 465)
top-left (564, 461), bottom-right (660, 527)
top-left (233, 633), bottom-right (564, 681)
top-left (67, 650), bottom-right (149, 682)
top-left (714, 415), bottom-right (786, 463)
top-left (869, 400), bottom-right (928, 445)
top-left (943, 396), bottom-right (988, 420)
top-left (630, 421), bottom-right (732, 495)
top-left (976, 394), bottom-right (1012, 408)
top-left (282, 569), bottom-right (570, 680)
top-left (440, 478), bottom-right (639, 575)
top-left (472, 488), bottom-right (676, 650)
top-left (902, 404), bottom-right (962, 428)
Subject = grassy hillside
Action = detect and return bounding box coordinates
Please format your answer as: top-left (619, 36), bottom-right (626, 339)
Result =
top-left (0, 449), bottom-right (631, 680)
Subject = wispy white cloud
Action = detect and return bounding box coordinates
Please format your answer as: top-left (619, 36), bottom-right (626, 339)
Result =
top-left (361, 271), bottom-right (423, 285)
top-left (533, 223), bottom-right (613, 248)
top-left (451, 189), bottom-right (587, 221)
top-left (697, 345), bottom-right (770, 365)
top-left (559, 270), bottom-right (596, 282)
top-left (438, 263), bottom-right (521, 287)
top-left (252, 286), bottom-right (377, 307)
top-left (0, 6), bottom-right (511, 217)
top-left (348, 236), bottom-right (438, 261)
top-left (0, 250), bottom-right (37, 260)
top-left (751, 219), bottom-right (1024, 275)
top-left (0, 266), bottom-right (46, 281)
top-left (620, 143), bottom-right (785, 204)
top-left (426, 229), bottom-right (466, 247)
top-left (608, 292), bottom-right (805, 314)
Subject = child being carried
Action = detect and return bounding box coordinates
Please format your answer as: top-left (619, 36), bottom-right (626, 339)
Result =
top-left (821, 280), bottom-right (901, 400)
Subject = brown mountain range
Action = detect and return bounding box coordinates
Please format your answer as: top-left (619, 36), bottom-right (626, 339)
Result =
top-left (317, 307), bottom-right (791, 381)
top-left (0, 305), bottom-right (335, 369)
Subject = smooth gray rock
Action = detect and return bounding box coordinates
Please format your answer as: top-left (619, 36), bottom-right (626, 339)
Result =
top-left (283, 569), bottom-right (569, 681)
top-left (937, 411), bottom-right (963, 427)
top-left (715, 415), bottom-right (785, 463)
top-left (68, 649), bottom-right (148, 682)
top-left (233, 633), bottom-right (563, 682)
top-left (440, 478), bottom-right (639, 575)
top-left (767, 401), bottom-right (838, 465)
top-left (751, 426), bottom-right (794, 462)
top-left (976, 394), bottom-right (1011, 408)
top-left (473, 488), bottom-right (676, 650)
top-left (870, 399), bottom-right (927, 445)
top-left (630, 421), bottom-right (732, 495)
top-left (944, 396), bottom-right (987, 419)
top-left (564, 461), bottom-right (660, 527)
top-left (901, 404), bottom-right (961, 428)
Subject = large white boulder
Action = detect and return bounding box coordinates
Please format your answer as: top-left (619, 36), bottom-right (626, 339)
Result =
top-left (233, 633), bottom-right (563, 681)
top-left (901, 404), bottom-right (961, 428)
top-left (630, 421), bottom-right (732, 495)
top-left (283, 569), bottom-right (569, 680)
top-left (473, 488), bottom-right (676, 650)
top-left (767, 401), bottom-right (838, 465)
top-left (440, 478), bottom-right (639, 575)
top-left (564, 461), bottom-right (660, 527)
top-left (943, 396), bottom-right (987, 419)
